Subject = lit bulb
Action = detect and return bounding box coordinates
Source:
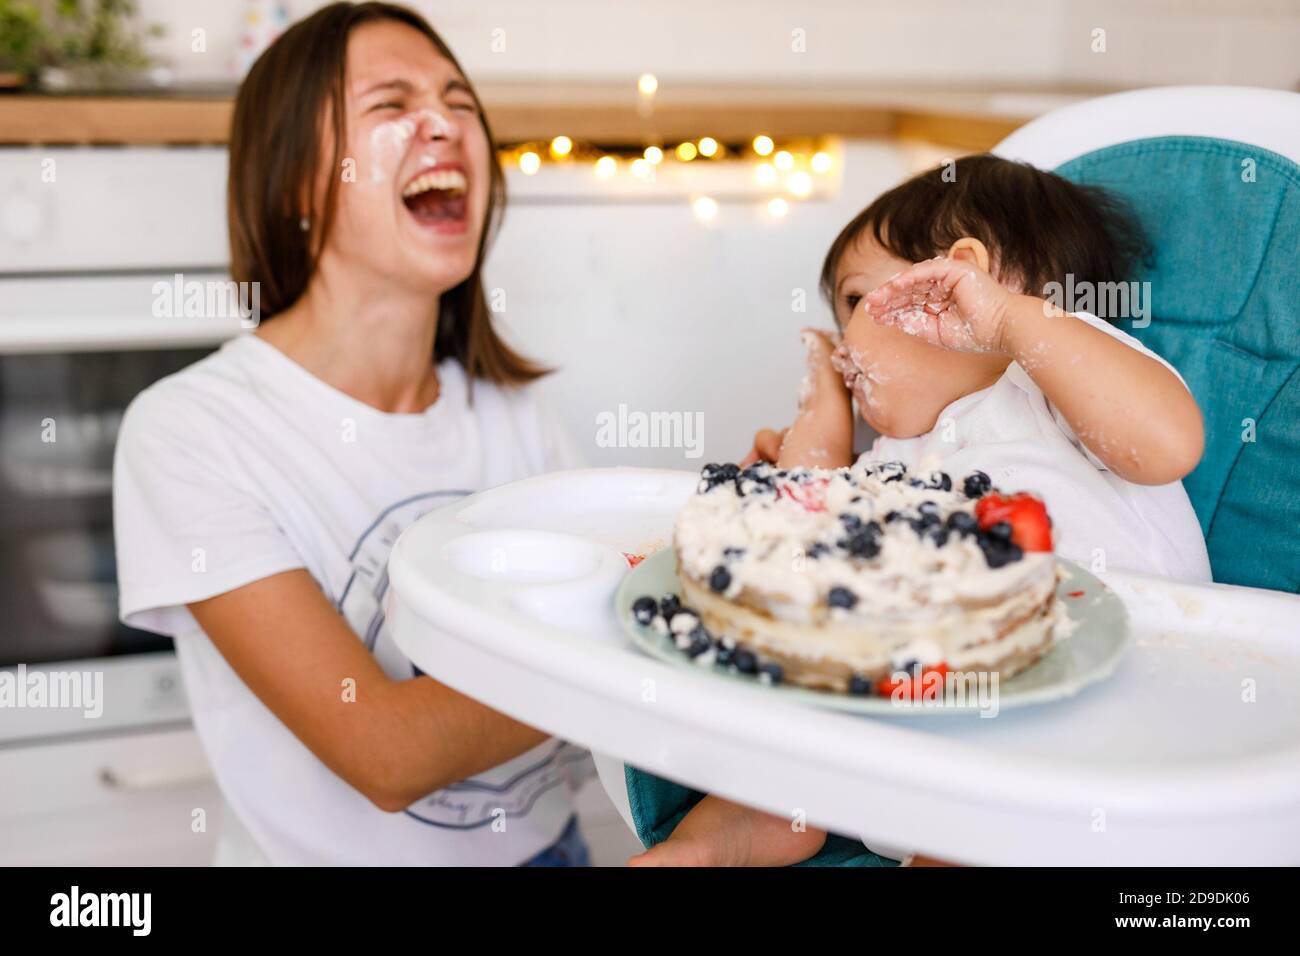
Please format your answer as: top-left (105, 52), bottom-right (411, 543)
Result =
top-left (675, 141), bottom-right (698, 162)
top-left (754, 162), bottom-right (777, 186)
top-left (594, 155), bottom-right (618, 179)
top-left (752, 135), bottom-right (774, 157)
top-left (767, 197), bottom-right (789, 218)
top-left (692, 196), bottom-right (719, 222)
top-left (697, 136), bottom-right (719, 158)
top-left (519, 151), bottom-right (541, 175)
top-left (631, 158), bottom-right (651, 179)
top-left (774, 150), bottom-right (794, 171)
top-left (550, 135), bottom-right (573, 158)
top-left (644, 145), bottom-right (664, 165)
top-left (811, 151), bottom-right (833, 174)
top-left (786, 170), bottom-right (813, 197)
top-left (638, 73), bottom-right (658, 96)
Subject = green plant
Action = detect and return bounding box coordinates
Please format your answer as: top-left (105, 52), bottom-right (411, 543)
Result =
top-left (0, 0), bottom-right (46, 78)
top-left (47, 0), bottom-right (163, 69)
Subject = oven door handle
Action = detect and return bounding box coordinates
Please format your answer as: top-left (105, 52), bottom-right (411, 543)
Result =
top-left (98, 763), bottom-right (214, 792)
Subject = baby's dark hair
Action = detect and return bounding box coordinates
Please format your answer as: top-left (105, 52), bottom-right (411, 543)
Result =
top-left (820, 154), bottom-right (1150, 319)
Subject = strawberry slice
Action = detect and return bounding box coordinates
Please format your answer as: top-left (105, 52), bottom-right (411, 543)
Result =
top-left (878, 663), bottom-right (948, 700)
top-left (778, 478), bottom-right (829, 512)
top-left (974, 493), bottom-right (1053, 551)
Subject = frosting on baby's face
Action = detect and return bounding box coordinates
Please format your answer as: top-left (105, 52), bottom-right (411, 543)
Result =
top-left (831, 235), bottom-right (1009, 439)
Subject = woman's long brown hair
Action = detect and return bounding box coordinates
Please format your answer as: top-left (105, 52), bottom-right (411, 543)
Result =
top-left (227, 1), bottom-right (548, 387)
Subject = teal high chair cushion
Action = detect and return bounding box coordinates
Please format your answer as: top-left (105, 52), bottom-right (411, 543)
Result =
top-left (1056, 137), bottom-right (1300, 593)
top-left (624, 135), bottom-right (1300, 866)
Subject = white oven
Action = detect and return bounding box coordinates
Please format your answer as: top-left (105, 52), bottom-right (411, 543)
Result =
top-left (0, 146), bottom-right (240, 863)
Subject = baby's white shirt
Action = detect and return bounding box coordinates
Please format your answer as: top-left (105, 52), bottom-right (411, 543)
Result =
top-left (865, 311), bottom-right (1211, 584)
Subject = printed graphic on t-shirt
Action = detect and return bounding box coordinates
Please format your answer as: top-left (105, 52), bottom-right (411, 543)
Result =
top-left (404, 741), bottom-right (591, 830)
top-left (337, 490), bottom-right (470, 678)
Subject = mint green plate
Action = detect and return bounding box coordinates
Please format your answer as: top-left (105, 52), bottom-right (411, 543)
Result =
top-left (616, 549), bottom-right (1129, 715)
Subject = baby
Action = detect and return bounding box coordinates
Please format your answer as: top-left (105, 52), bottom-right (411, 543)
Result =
top-left (630, 154), bottom-right (1211, 867)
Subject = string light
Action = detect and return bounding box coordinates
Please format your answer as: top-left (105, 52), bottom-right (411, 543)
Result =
top-left (754, 162), bottom-right (777, 186)
top-left (774, 149), bottom-right (794, 171)
top-left (643, 145), bottom-right (664, 165)
top-left (692, 196), bottom-right (719, 222)
top-left (811, 151), bottom-right (833, 174)
top-left (638, 73), bottom-right (658, 96)
top-left (752, 135), bottom-right (774, 156)
top-left (631, 157), bottom-right (652, 179)
top-left (767, 197), bottom-right (789, 218)
top-left (697, 136), bottom-right (719, 158)
top-left (519, 151), bottom-right (541, 175)
top-left (549, 135), bottom-right (573, 158)
top-left (675, 141), bottom-right (698, 162)
top-left (786, 170), bottom-right (813, 197)
top-left (594, 155), bottom-right (618, 179)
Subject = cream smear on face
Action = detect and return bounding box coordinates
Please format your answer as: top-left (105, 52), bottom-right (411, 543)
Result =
top-left (831, 342), bottom-right (886, 411)
top-left (366, 108), bottom-right (454, 185)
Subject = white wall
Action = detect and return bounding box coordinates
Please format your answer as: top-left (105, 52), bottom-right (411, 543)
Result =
top-left (487, 141), bottom-right (908, 469)
top-left (140, 0), bottom-right (1300, 91)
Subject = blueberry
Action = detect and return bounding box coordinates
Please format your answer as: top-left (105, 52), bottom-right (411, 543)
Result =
top-left (918, 500), bottom-right (941, 517)
top-left (926, 526), bottom-right (950, 548)
top-left (963, 471), bottom-right (992, 499)
top-left (848, 674), bottom-right (874, 696)
top-left (632, 596), bottom-right (658, 626)
top-left (734, 649), bottom-right (758, 674)
top-left (906, 478), bottom-right (927, 488)
top-left (709, 565), bottom-right (732, 592)
top-left (839, 512), bottom-right (864, 532)
top-left (978, 536), bottom-right (1024, 568)
top-left (660, 594), bottom-right (682, 618)
top-left (686, 629), bottom-right (712, 658)
top-left (946, 511), bottom-right (979, 535)
top-left (723, 546), bottom-right (746, 560)
top-left (808, 542), bottom-right (831, 559)
top-left (715, 644), bottom-right (735, 667)
top-left (828, 586), bottom-right (859, 610)
top-left (758, 662), bottom-right (784, 684)
top-left (926, 472), bottom-right (953, 492)
top-left (885, 510), bottom-right (904, 523)
top-left (986, 521), bottom-right (1013, 542)
top-left (883, 472), bottom-right (904, 484)
top-left (899, 659), bottom-right (920, 676)
top-left (842, 530), bottom-right (881, 559)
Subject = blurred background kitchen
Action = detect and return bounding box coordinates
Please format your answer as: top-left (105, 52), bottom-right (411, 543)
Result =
top-left (1, 0), bottom-right (1297, 865)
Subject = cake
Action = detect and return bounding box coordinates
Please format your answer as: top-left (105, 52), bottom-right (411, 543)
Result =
top-left (660, 460), bottom-right (1066, 694)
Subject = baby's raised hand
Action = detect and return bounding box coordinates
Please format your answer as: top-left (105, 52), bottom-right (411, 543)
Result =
top-left (864, 257), bottom-right (1013, 354)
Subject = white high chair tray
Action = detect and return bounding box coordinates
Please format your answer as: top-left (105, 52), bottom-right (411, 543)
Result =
top-left (387, 468), bottom-right (1300, 865)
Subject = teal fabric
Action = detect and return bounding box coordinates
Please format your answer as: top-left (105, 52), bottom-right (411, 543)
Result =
top-left (1056, 136), bottom-right (1300, 593)
top-left (623, 135), bottom-right (1300, 866)
top-left (624, 764), bottom-right (898, 867)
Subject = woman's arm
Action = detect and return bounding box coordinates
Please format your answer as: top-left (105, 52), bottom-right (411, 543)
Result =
top-left (776, 330), bottom-right (856, 470)
top-left (1000, 295), bottom-right (1204, 485)
top-left (188, 569), bottom-right (548, 812)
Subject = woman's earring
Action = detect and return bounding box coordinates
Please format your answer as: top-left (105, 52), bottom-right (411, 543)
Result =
top-left (299, 216), bottom-right (310, 232)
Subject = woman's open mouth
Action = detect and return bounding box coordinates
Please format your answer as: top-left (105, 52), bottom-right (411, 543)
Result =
top-left (401, 167), bottom-right (469, 232)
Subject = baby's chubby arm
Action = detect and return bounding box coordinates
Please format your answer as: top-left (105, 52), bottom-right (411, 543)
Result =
top-left (866, 258), bottom-right (1204, 485)
top-left (775, 329), bottom-right (856, 470)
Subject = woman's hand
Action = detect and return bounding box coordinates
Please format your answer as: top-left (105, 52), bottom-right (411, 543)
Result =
top-left (864, 257), bottom-right (1014, 354)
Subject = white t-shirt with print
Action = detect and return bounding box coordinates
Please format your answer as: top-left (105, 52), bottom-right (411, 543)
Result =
top-left (866, 311), bottom-right (1211, 584)
top-left (114, 333), bottom-right (588, 866)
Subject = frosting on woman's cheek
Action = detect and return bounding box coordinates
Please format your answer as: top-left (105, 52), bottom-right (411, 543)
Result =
top-left (364, 108), bottom-right (453, 185)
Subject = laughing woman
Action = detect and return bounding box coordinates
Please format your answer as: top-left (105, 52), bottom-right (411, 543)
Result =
top-left (112, 3), bottom-right (590, 865)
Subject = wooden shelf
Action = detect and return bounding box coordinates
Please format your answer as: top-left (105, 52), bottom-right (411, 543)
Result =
top-left (0, 82), bottom-right (1096, 150)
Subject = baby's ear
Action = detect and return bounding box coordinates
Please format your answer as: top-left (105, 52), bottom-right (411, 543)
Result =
top-left (947, 237), bottom-right (991, 272)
